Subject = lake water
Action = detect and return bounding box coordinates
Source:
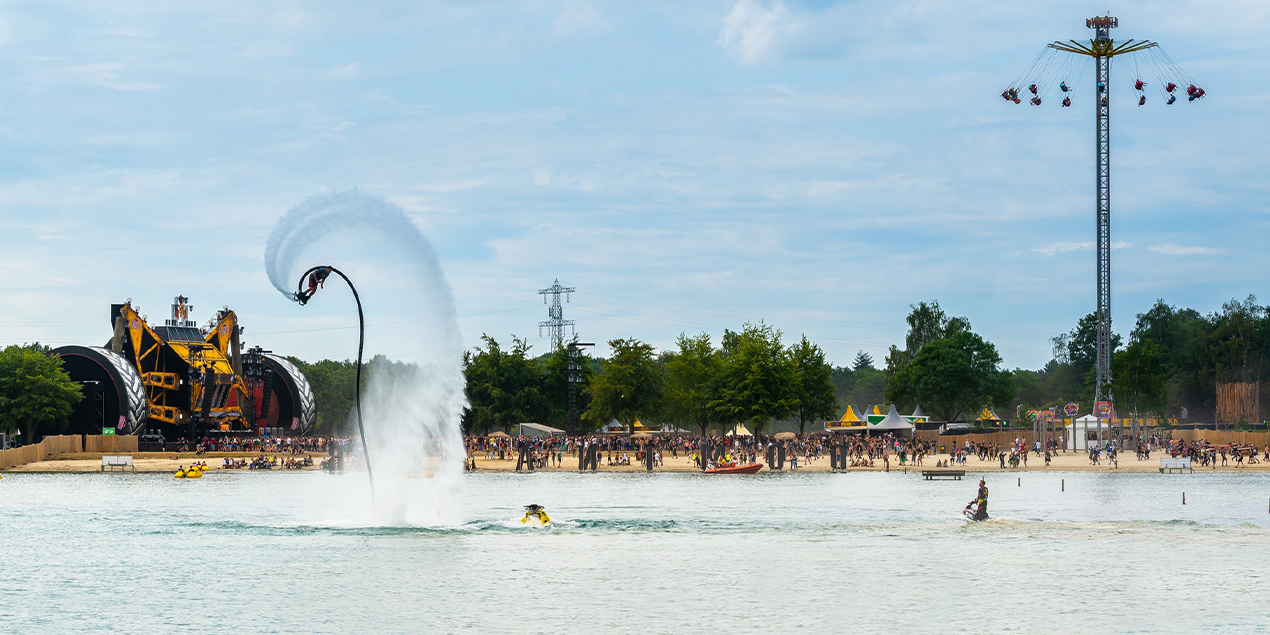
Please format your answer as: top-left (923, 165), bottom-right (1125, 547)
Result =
top-left (2, 470), bottom-right (1269, 634)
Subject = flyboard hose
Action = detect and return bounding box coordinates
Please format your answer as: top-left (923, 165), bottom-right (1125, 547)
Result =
top-left (293, 265), bottom-right (375, 499)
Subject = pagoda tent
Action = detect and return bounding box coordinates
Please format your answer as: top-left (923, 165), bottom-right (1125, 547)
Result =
top-left (868, 405), bottom-right (915, 437)
top-left (825, 405), bottom-right (868, 432)
top-left (910, 405), bottom-right (928, 421)
top-left (976, 406), bottom-right (1003, 424)
top-left (725, 424), bottom-right (752, 437)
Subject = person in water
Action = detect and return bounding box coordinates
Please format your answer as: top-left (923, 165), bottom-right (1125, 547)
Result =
top-left (966, 479), bottom-right (989, 521)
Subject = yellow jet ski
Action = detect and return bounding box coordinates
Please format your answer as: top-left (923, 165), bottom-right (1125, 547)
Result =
top-left (174, 467), bottom-right (203, 479)
top-left (520, 504), bottom-right (551, 527)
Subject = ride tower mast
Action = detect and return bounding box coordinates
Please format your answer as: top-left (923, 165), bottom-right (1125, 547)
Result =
top-left (1004, 16), bottom-right (1204, 448)
top-left (1050, 18), bottom-right (1155, 445)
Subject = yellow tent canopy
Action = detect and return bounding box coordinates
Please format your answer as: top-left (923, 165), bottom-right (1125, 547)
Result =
top-left (871, 405), bottom-right (883, 415)
top-left (837, 406), bottom-right (864, 423)
top-left (977, 406), bottom-right (1002, 421)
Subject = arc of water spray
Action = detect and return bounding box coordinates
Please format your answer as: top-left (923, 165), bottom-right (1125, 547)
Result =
top-left (292, 265), bottom-right (375, 499)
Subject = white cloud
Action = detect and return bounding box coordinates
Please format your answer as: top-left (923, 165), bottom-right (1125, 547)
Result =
top-left (717, 0), bottom-right (798, 64)
top-left (1033, 241), bottom-right (1131, 256)
top-left (552, 1), bottom-right (608, 35)
top-left (1032, 241), bottom-right (1091, 256)
top-left (333, 121), bottom-right (356, 131)
top-left (1149, 243), bottom-right (1224, 256)
top-left (52, 63), bottom-right (159, 92)
top-left (327, 63), bottom-right (359, 80)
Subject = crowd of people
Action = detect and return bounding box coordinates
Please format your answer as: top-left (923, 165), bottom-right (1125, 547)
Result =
top-left (464, 432), bottom-right (956, 472)
top-left (1165, 438), bottom-right (1268, 466)
top-left (197, 436), bottom-right (332, 455)
top-left (217, 455), bottom-right (315, 470)
top-left (462, 429), bottom-right (1270, 473)
top-left (139, 428), bottom-right (1270, 475)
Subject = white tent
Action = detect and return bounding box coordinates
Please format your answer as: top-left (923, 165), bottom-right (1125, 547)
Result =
top-left (518, 422), bottom-right (565, 438)
top-left (869, 405), bottom-right (915, 436)
top-left (725, 424), bottom-right (753, 437)
top-left (1065, 415), bottom-right (1114, 451)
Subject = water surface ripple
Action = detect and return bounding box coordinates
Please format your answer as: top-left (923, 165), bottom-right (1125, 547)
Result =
top-left (2, 471), bottom-right (1268, 634)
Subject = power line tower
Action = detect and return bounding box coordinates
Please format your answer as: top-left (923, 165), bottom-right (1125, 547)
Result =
top-left (538, 279), bottom-right (575, 350)
top-left (1004, 15), bottom-right (1204, 448)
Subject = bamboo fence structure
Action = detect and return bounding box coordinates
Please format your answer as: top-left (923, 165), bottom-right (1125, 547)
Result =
top-left (0, 434), bottom-right (139, 469)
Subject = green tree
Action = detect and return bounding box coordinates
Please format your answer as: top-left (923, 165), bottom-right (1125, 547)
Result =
top-left (885, 301), bottom-right (971, 375)
top-left (289, 357), bottom-right (357, 433)
top-left (789, 335), bottom-right (838, 434)
top-left (1206, 295), bottom-right (1265, 384)
top-left (715, 322), bottom-right (794, 436)
top-left (538, 339), bottom-right (596, 431)
top-left (463, 335), bottom-right (549, 434)
top-left (1011, 368), bottom-right (1047, 410)
top-left (852, 350), bottom-right (875, 371)
top-left (1059, 312), bottom-right (1123, 403)
top-left (1112, 339), bottom-right (1167, 434)
top-left (0, 344), bottom-right (83, 441)
top-left (886, 331), bottom-right (1012, 422)
top-left (663, 333), bottom-right (723, 435)
top-left (584, 338), bottom-right (663, 433)
top-left (848, 368), bottom-right (887, 408)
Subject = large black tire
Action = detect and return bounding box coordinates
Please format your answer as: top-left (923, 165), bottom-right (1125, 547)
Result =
top-left (53, 346), bottom-right (148, 435)
top-left (261, 354), bottom-right (316, 436)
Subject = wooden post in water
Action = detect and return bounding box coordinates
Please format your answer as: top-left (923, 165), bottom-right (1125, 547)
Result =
top-left (1183, 492), bottom-right (1186, 505)
top-left (1062, 479), bottom-right (1065, 492)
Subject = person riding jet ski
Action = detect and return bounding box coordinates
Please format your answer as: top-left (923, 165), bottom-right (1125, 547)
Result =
top-left (521, 504), bottom-right (552, 526)
top-left (964, 479), bottom-right (989, 521)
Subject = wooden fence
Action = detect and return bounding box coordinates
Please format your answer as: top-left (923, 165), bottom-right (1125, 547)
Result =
top-left (85, 435), bottom-right (139, 454)
top-left (915, 430), bottom-right (1061, 450)
top-left (0, 434), bottom-right (139, 469)
top-left (1166, 429), bottom-right (1270, 447)
top-left (913, 429), bottom-right (1270, 452)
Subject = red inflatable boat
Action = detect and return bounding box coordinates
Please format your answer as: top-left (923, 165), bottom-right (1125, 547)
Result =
top-left (704, 462), bottom-right (763, 475)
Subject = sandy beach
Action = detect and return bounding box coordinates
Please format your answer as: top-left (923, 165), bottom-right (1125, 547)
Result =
top-left (467, 451), bottom-right (1270, 473)
top-left (7, 450), bottom-right (1266, 474)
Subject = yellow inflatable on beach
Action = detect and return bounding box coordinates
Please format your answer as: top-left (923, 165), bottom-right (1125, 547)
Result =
top-left (174, 468), bottom-right (203, 479)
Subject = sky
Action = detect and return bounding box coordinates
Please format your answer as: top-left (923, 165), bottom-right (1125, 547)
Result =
top-left (0, 0), bottom-right (1266, 369)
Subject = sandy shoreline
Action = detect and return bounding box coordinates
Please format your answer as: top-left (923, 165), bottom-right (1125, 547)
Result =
top-left (5, 450), bottom-right (1268, 474)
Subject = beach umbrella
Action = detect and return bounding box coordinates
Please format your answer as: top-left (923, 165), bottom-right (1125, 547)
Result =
top-left (487, 431), bottom-right (510, 438)
top-left (774, 431), bottom-right (797, 440)
top-left (631, 432), bottom-right (654, 439)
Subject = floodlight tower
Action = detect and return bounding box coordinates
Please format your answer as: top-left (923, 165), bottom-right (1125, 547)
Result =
top-left (1047, 19), bottom-right (1156, 442)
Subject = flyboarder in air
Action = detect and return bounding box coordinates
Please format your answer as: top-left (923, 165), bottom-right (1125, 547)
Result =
top-left (964, 479), bottom-right (989, 521)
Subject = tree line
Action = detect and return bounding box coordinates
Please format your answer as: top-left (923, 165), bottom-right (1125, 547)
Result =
top-left (1012, 296), bottom-right (1269, 425)
top-left (2, 294), bottom-right (1265, 441)
top-left (461, 324), bottom-right (839, 436)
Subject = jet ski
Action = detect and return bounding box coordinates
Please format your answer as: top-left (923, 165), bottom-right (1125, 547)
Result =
top-left (520, 504), bottom-right (552, 527)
